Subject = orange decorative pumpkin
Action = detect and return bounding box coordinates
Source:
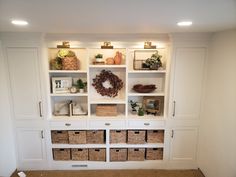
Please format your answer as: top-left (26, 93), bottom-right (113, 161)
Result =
top-left (114, 51), bottom-right (122, 65)
top-left (106, 57), bottom-right (114, 65)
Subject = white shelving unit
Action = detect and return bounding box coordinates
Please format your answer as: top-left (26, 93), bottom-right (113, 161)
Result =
top-left (47, 47), bottom-right (169, 168)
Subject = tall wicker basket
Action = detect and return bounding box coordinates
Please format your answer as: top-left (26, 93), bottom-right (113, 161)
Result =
top-left (62, 57), bottom-right (79, 70)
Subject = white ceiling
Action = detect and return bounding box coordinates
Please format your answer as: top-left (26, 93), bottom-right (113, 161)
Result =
top-left (0, 0), bottom-right (236, 33)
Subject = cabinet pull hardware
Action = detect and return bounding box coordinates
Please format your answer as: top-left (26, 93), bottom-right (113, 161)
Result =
top-left (41, 130), bottom-right (44, 139)
top-left (171, 130), bottom-right (174, 138)
top-left (144, 123), bottom-right (150, 126)
top-left (172, 101), bottom-right (176, 117)
top-left (105, 123), bottom-right (111, 126)
top-left (65, 123), bottom-right (71, 126)
top-left (39, 101), bottom-right (43, 117)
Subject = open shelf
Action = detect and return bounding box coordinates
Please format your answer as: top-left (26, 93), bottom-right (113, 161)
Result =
top-left (49, 70), bottom-right (87, 74)
top-left (89, 65), bottom-right (126, 68)
top-left (109, 143), bottom-right (164, 148)
top-left (127, 114), bottom-right (165, 120)
top-left (88, 48), bottom-right (126, 65)
top-left (51, 144), bottom-right (106, 148)
top-left (128, 92), bottom-right (165, 97)
top-left (90, 99), bottom-right (126, 104)
top-left (89, 67), bottom-right (126, 103)
top-left (50, 93), bottom-right (88, 97)
top-left (90, 113), bottom-right (126, 119)
top-left (50, 115), bottom-right (88, 120)
top-left (127, 48), bottom-right (167, 72)
top-left (128, 70), bottom-right (166, 74)
top-left (48, 48), bottom-right (88, 71)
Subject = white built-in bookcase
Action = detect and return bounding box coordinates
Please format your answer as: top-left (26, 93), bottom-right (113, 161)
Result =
top-left (47, 47), bottom-right (169, 169)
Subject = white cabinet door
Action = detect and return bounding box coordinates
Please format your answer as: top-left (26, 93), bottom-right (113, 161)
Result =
top-left (171, 48), bottom-right (205, 120)
top-left (7, 47), bottom-right (43, 120)
top-left (170, 127), bottom-right (198, 162)
top-left (16, 128), bottom-right (47, 169)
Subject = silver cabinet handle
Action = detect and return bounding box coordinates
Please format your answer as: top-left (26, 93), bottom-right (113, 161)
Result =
top-left (105, 123), bottom-right (111, 126)
top-left (41, 130), bottom-right (44, 139)
top-left (39, 101), bottom-right (43, 117)
top-left (172, 101), bottom-right (176, 117)
top-left (171, 130), bottom-right (174, 138)
top-left (144, 123), bottom-right (150, 126)
top-left (65, 123), bottom-right (71, 126)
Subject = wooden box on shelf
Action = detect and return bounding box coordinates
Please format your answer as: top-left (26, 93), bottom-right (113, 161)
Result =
top-left (127, 130), bottom-right (146, 144)
top-left (53, 148), bottom-right (71, 161)
top-left (146, 148), bottom-right (163, 160)
top-left (96, 104), bottom-right (118, 116)
top-left (128, 148), bottom-right (145, 161)
top-left (110, 130), bottom-right (127, 144)
top-left (68, 130), bottom-right (86, 144)
top-left (89, 148), bottom-right (106, 161)
top-left (147, 130), bottom-right (164, 143)
top-left (71, 148), bottom-right (88, 161)
top-left (110, 148), bottom-right (127, 161)
top-left (86, 130), bottom-right (105, 144)
top-left (51, 130), bottom-right (69, 144)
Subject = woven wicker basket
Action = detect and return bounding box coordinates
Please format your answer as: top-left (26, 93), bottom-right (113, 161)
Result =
top-left (86, 130), bottom-right (105, 144)
top-left (128, 148), bottom-right (145, 161)
top-left (71, 148), bottom-right (88, 161)
top-left (89, 148), bottom-right (106, 161)
top-left (110, 148), bottom-right (127, 161)
top-left (127, 130), bottom-right (146, 144)
top-left (53, 148), bottom-right (71, 161)
top-left (51, 130), bottom-right (69, 144)
top-left (62, 57), bottom-right (79, 70)
top-left (110, 130), bottom-right (127, 144)
top-left (146, 148), bottom-right (163, 160)
top-left (147, 130), bottom-right (164, 143)
top-left (68, 130), bottom-right (86, 144)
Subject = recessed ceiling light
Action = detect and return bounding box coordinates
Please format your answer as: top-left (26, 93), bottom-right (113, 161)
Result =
top-left (177, 21), bottom-right (192, 26)
top-left (11, 20), bottom-right (28, 26)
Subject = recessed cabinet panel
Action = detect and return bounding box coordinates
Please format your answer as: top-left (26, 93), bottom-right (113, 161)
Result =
top-left (16, 129), bottom-right (46, 163)
top-left (171, 48), bottom-right (205, 120)
top-left (7, 47), bottom-right (42, 120)
top-left (170, 128), bottom-right (198, 161)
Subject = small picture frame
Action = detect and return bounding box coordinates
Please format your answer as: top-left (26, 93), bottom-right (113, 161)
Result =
top-left (143, 96), bottom-right (163, 116)
top-left (51, 77), bottom-right (72, 93)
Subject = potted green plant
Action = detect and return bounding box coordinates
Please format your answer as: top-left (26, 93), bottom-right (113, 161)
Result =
top-left (145, 51), bottom-right (162, 70)
top-left (129, 100), bottom-right (138, 115)
top-left (95, 53), bottom-right (103, 62)
top-left (138, 106), bottom-right (145, 116)
top-left (76, 79), bottom-right (86, 93)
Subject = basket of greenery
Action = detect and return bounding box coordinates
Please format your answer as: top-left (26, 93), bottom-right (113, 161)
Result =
top-left (144, 51), bottom-right (162, 70)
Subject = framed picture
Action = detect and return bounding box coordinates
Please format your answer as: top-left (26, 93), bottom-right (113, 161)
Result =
top-left (52, 77), bottom-right (72, 93)
top-left (143, 96), bottom-right (164, 116)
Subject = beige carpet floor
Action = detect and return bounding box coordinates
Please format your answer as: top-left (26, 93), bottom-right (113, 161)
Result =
top-left (11, 169), bottom-right (205, 177)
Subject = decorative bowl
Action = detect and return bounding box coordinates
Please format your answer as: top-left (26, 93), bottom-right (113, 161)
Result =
top-left (133, 84), bottom-right (157, 93)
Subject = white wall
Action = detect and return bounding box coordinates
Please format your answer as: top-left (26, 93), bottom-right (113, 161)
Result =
top-left (0, 41), bottom-right (17, 177)
top-left (198, 30), bottom-right (236, 177)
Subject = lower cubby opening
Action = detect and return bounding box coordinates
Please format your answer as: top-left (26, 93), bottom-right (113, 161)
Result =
top-left (51, 129), bottom-right (164, 162)
top-left (52, 148), bottom-right (106, 161)
top-left (51, 130), bottom-right (106, 144)
top-left (52, 148), bottom-right (163, 161)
